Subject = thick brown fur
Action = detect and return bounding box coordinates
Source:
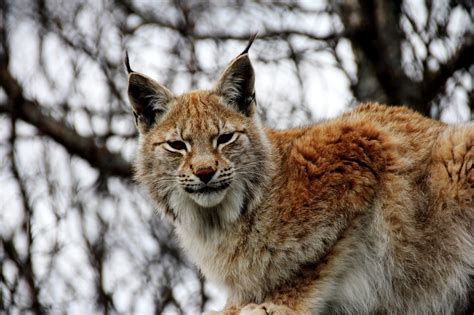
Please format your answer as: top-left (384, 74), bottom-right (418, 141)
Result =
top-left (127, 47), bottom-right (473, 314)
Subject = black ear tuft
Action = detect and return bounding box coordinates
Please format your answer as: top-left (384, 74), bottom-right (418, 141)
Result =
top-left (239, 33), bottom-right (258, 56)
top-left (214, 34), bottom-right (257, 115)
top-left (124, 50), bottom-right (134, 74)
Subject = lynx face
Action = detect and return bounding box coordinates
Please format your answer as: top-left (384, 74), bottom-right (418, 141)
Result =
top-left (127, 43), bottom-right (271, 229)
top-left (141, 92), bottom-right (267, 218)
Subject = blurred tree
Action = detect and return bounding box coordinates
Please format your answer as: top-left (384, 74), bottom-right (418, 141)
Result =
top-left (0, 0), bottom-right (472, 314)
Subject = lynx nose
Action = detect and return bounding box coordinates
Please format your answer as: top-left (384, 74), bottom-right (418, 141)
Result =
top-left (194, 167), bottom-right (216, 184)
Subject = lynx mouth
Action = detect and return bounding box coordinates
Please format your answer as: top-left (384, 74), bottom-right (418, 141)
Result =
top-left (184, 182), bottom-right (230, 194)
top-left (185, 183), bottom-right (232, 208)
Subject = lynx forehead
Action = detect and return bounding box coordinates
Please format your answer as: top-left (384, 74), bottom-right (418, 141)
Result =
top-left (126, 38), bottom-right (473, 314)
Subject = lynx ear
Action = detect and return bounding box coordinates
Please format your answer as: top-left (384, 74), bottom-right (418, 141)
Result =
top-left (214, 37), bottom-right (257, 116)
top-left (127, 74), bottom-right (174, 132)
top-left (125, 52), bottom-right (174, 132)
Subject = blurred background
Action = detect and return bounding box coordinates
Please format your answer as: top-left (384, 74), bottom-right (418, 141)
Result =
top-left (0, 0), bottom-right (473, 314)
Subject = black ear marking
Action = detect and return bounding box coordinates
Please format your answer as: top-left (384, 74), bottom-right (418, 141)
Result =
top-left (213, 35), bottom-right (258, 116)
top-left (239, 33), bottom-right (258, 56)
top-left (127, 72), bottom-right (174, 132)
top-left (214, 52), bottom-right (256, 116)
top-left (132, 111), bottom-right (140, 126)
top-left (124, 50), bottom-right (134, 74)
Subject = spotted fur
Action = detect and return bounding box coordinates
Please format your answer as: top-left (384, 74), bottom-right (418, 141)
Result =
top-left (127, 46), bottom-right (473, 314)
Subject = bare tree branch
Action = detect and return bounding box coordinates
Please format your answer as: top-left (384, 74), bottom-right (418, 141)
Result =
top-left (423, 35), bottom-right (474, 105)
top-left (115, 0), bottom-right (342, 42)
top-left (0, 68), bottom-right (133, 179)
top-left (335, 0), bottom-right (422, 109)
top-left (4, 115), bottom-right (46, 315)
top-left (335, 0), bottom-right (473, 116)
top-left (1, 1), bottom-right (472, 313)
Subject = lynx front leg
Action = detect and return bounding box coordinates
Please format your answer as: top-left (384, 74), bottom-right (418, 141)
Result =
top-left (203, 276), bottom-right (324, 315)
top-left (239, 261), bottom-right (344, 314)
top-left (206, 227), bottom-right (362, 315)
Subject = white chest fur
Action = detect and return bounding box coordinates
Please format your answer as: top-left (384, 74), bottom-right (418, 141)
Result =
top-left (175, 224), bottom-right (231, 284)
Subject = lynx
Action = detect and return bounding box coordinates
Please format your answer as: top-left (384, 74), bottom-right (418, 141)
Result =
top-left (125, 38), bottom-right (473, 314)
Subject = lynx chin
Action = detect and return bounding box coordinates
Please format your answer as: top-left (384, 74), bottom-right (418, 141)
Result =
top-left (125, 38), bottom-right (473, 314)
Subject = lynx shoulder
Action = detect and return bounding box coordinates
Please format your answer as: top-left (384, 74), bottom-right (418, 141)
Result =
top-left (126, 41), bottom-right (473, 314)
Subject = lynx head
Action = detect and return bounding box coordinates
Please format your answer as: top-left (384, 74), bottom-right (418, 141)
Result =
top-left (126, 37), bottom-right (272, 233)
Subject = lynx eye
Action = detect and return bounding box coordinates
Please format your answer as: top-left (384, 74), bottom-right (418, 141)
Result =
top-left (217, 132), bottom-right (235, 145)
top-left (167, 140), bottom-right (187, 151)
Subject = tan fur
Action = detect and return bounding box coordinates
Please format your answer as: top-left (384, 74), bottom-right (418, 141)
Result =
top-left (127, 51), bottom-right (473, 314)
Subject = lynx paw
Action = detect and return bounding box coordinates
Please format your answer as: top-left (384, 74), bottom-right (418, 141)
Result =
top-left (239, 303), bottom-right (295, 315)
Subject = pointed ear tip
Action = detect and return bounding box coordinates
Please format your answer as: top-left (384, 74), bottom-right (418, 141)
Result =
top-left (124, 50), bottom-right (134, 74)
top-left (239, 33), bottom-right (258, 55)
